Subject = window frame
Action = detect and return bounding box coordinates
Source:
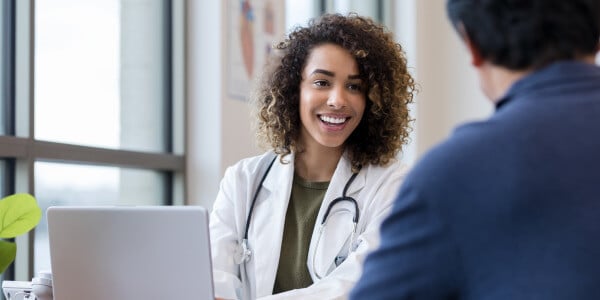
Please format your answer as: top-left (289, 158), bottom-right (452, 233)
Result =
top-left (0, 0), bottom-right (187, 281)
top-left (1, 0), bottom-right (15, 135)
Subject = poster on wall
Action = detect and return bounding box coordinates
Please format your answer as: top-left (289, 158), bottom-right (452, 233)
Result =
top-left (227, 0), bottom-right (285, 101)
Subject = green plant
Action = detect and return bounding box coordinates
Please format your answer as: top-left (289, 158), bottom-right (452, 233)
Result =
top-left (0, 193), bottom-right (41, 274)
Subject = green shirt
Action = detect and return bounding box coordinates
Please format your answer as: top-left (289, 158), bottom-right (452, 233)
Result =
top-left (272, 173), bottom-right (329, 294)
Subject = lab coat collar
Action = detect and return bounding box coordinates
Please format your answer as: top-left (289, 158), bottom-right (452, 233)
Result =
top-left (263, 151), bottom-right (366, 197)
top-left (335, 151), bottom-right (366, 196)
top-left (262, 152), bottom-right (293, 194)
top-left (260, 151), bottom-right (366, 201)
top-left (252, 152), bottom-right (295, 297)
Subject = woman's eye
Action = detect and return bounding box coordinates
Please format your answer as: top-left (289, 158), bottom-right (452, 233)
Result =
top-left (314, 80), bottom-right (329, 87)
top-left (348, 83), bottom-right (363, 91)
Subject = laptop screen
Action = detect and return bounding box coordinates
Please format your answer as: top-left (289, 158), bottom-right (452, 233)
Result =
top-left (47, 205), bottom-right (214, 299)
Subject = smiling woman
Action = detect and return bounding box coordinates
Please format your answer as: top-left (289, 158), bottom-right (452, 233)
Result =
top-left (209, 13), bottom-right (415, 300)
top-left (298, 43), bottom-right (366, 160)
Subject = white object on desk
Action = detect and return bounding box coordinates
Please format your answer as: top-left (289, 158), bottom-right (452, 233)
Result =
top-left (2, 271), bottom-right (53, 300)
top-left (31, 271), bottom-right (52, 300)
top-left (2, 280), bottom-right (32, 300)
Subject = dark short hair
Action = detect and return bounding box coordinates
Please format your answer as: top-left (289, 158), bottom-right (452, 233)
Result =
top-left (253, 13), bottom-right (415, 171)
top-left (447, 0), bottom-right (600, 70)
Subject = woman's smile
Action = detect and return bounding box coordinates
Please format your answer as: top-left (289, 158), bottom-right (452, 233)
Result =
top-left (298, 43), bottom-right (366, 150)
top-left (318, 114), bottom-right (351, 131)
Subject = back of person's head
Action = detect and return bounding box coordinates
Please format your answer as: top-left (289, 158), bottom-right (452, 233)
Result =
top-left (447, 0), bottom-right (600, 70)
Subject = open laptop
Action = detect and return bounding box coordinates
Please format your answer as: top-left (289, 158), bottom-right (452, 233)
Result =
top-left (47, 205), bottom-right (214, 300)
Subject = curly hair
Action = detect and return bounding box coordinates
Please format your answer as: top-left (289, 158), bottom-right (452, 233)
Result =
top-left (253, 13), bottom-right (415, 171)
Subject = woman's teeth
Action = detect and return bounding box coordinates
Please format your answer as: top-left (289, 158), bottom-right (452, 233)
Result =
top-left (320, 115), bottom-right (347, 124)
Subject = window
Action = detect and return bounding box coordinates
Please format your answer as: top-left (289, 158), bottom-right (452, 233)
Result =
top-left (0, 0), bottom-right (185, 283)
top-left (0, 1), bottom-right (15, 294)
top-left (35, 0), bottom-right (172, 152)
top-left (0, 159), bottom-right (15, 292)
top-left (34, 162), bottom-right (167, 272)
top-left (285, 0), bottom-right (384, 30)
top-left (322, 0), bottom-right (382, 20)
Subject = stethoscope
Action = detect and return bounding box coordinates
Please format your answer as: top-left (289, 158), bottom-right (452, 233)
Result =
top-left (234, 155), bottom-right (360, 279)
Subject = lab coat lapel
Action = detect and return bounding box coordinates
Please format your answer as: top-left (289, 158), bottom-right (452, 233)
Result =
top-left (250, 153), bottom-right (294, 297)
top-left (308, 153), bottom-right (366, 279)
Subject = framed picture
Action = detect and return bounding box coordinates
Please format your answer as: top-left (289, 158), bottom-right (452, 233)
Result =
top-left (227, 0), bottom-right (285, 100)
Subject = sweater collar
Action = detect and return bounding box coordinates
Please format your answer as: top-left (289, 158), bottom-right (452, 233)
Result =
top-left (495, 61), bottom-right (600, 109)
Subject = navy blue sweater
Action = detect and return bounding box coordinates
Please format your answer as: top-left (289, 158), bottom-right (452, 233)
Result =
top-left (351, 61), bottom-right (600, 300)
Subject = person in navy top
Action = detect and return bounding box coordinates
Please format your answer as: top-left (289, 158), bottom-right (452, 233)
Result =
top-left (351, 0), bottom-right (600, 299)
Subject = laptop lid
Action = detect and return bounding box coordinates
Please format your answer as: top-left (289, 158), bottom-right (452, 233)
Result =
top-left (47, 205), bottom-right (214, 300)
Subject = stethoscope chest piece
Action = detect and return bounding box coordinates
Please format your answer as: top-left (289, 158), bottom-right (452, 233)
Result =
top-left (234, 238), bottom-right (252, 264)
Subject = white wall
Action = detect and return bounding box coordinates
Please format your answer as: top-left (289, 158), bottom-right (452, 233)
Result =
top-left (187, 0), bottom-right (224, 207)
top-left (393, 0), bottom-right (492, 159)
top-left (187, 1), bottom-right (269, 208)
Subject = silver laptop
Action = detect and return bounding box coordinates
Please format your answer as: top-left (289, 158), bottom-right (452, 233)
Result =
top-left (47, 205), bottom-right (214, 300)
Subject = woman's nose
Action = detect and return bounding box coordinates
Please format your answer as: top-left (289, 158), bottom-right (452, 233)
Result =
top-left (327, 86), bottom-right (347, 108)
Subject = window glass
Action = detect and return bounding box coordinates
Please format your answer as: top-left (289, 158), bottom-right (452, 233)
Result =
top-left (1, 0), bottom-right (9, 135)
top-left (326, 0), bottom-right (380, 20)
top-left (34, 0), bottom-right (169, 152)
top-left (33, 161), bottom-right (167, 273)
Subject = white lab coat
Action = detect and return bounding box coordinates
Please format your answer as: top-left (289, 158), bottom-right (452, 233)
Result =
top-left (210, 151), bottom-right (408, 300)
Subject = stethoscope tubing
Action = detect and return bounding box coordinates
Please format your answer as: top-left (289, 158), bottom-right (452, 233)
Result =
top-left (320, 171), bottom-right (359, 225)
top-left (243, 155), bottom-right (277, 240)
top-left (241, 153), bottom-right (360, 273)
